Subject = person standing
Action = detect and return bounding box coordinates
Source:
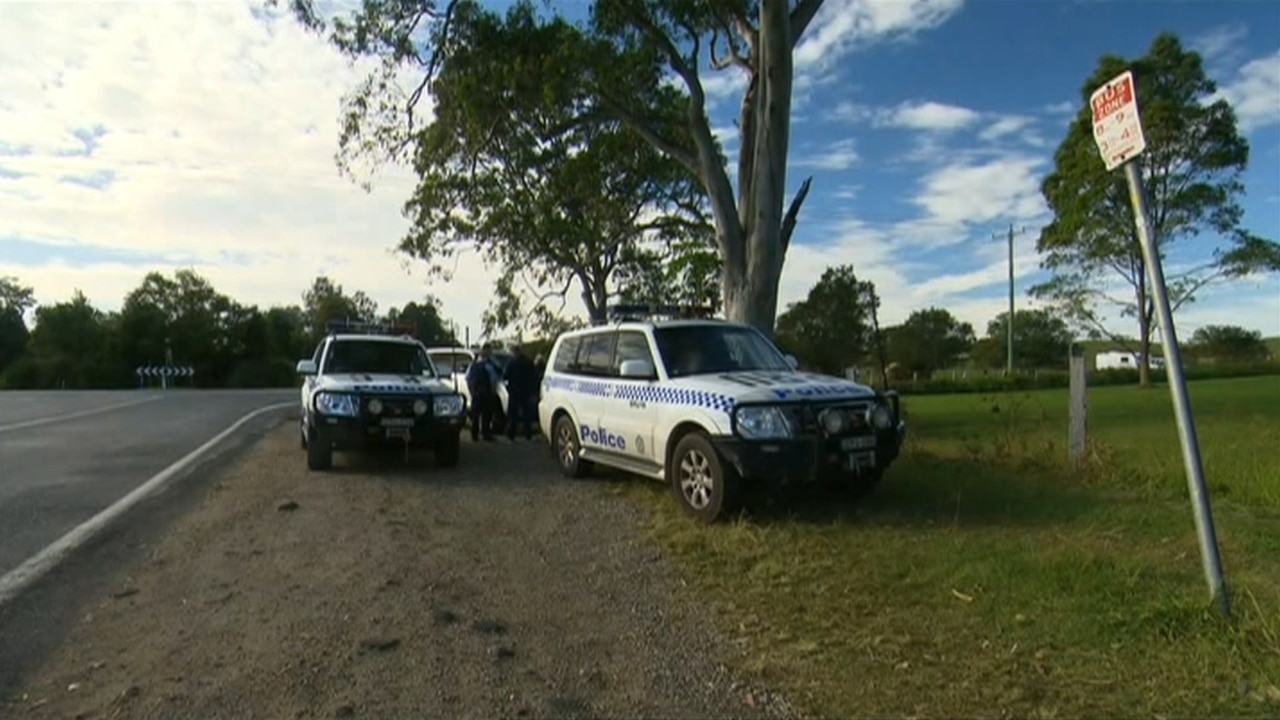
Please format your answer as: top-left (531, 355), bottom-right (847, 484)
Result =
top-left (502, 345), bottom-right (538, 441)
top-left (466, 346), bottom-right (498, 442)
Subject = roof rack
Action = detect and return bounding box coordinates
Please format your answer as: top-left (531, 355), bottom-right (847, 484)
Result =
top-left (325, 320), bottom-right (415, 337)
top-left (601, 303), bottom-right (718, 325)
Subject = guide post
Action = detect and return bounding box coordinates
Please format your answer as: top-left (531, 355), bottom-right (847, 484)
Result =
top-left (1090, 69), bottom-right (1229, 616)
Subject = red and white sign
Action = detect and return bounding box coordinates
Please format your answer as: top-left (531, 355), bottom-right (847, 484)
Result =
top-left (1090, 69), bottom-right (1147, 171)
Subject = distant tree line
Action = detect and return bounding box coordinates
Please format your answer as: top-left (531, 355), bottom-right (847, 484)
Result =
top-left (771, 263), bottom-right (1277, 386)
top-left (0, 272), bottom-right (456, 390)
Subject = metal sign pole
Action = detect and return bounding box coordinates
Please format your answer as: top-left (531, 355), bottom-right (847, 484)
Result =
top-left (1122, 160), bottom-right (1229, 616)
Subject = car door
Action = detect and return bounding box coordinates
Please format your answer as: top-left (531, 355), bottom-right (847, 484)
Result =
top-left (608, 330), bottom-right (661, 467)
top-left (569, 331), bottom-right (617, 453)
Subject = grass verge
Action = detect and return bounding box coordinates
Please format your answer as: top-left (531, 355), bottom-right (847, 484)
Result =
top-left (614, 376), bottom-right (1280, 718)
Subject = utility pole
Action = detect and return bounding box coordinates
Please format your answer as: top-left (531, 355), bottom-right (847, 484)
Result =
top-left (993, 224), bottom-right (1028, 376)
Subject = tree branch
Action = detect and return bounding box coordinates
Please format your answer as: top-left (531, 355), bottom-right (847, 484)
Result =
top-left (779, 176), bottom-right (813, 255)
top-left (790, 0), bottom-right (825, 46)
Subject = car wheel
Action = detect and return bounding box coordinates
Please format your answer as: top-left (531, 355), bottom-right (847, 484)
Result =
top-left (306, 425), bottom-right (333, 471)
top-left (435, 432), bottom-right (461, 468)
top-left (669, 432), bottom-right (741, 523)
top-left (552, 414), bottom-right (592, 479)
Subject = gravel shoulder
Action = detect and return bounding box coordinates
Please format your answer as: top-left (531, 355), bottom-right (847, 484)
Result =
top-left (5, 426), bottom-right (793, 720)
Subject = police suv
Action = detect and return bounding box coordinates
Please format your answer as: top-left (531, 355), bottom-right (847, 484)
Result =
top-left (537, 305), bottom-right (907, 523)
top-left (296, 321), bottom-right (468, 471)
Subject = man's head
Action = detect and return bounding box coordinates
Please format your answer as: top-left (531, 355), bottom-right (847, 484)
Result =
top-left (509, 344), bottom-right (524, 357)
top-left (479, 345), bottom-right (492, 360)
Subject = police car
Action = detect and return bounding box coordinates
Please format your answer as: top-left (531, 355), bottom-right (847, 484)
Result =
top-left (537, 305), bottom-right (907, 523)
top-left (296, 321), bottom-right (468, 471)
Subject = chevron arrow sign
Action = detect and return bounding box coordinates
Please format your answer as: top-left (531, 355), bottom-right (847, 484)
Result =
top-left (134, 365), bottom-right (195, 378)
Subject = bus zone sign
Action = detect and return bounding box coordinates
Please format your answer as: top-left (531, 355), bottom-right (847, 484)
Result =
top-left (1091, 69), bottom-right (1147, 172)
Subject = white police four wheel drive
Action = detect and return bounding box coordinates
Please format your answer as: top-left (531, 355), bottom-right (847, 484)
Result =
top-left (296, 322), bottom-right (468, 471)
top-left (538, 307), bottom-right (907, 523)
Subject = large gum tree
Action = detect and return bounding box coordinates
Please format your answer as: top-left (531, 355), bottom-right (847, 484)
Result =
top-left (281, 0), bottom-right (827, 339)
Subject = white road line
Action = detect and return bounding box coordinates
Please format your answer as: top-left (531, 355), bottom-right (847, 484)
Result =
top-left (0, 395), bottom-right (164, 434)
top-left (0, 401), bottom-right (295, 607)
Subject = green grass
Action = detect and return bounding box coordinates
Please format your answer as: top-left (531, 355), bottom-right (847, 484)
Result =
top-left (615, 376), bottom-right (1280, 718)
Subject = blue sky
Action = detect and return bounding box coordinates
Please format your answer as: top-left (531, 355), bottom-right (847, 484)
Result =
top-left (0, 0), bottom-right (1276, 342)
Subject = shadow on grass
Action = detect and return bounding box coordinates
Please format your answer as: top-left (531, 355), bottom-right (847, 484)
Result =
top-left (739, 448), bottom-right (1104, 529)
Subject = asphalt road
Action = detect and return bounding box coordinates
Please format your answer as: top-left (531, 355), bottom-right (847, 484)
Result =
top-left (0, 389), bottom-right (296, 579)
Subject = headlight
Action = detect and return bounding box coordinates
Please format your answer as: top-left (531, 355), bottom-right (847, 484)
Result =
top-left (433, 395), bottom-right (465, 416)
top-left (314, 392), bottom-right (357, 417)
top-left (735, 406), bottom-right (793, 439)
top-left (867, 404), bottom-right (894, 430)
top-left (413, 399), bottom-right (429, 416)
top-left (818, 408), bottom-right (848, 434)
top-left (367, 398), bottom-right (383, 415)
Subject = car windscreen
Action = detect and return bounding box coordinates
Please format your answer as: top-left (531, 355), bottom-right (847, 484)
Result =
top-left (652, 325), bottom-right (791, 378)
top-left (323, 340), bottom-right (435, 376)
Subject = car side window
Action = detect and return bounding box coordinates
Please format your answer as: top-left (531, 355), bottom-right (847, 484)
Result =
top-left (614, 331), bottom-right (655, 375)
top-left (552, 336), bottom-right (583, 374)
top-left (578, 332), bottom-right (617, 377)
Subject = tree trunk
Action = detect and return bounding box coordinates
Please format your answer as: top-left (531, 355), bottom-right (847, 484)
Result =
top-left (721, 0), bottom-right (795, 341)
top-left (1136, 268), bottom-right (1151, 387)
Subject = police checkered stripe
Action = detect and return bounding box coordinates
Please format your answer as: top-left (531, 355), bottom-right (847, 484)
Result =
top-left (350, 384), bottom-right (435, 394)
top-left (544, 375), bottom-right (736, 413)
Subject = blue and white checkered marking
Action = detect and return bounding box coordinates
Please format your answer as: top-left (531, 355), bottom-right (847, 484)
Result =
top-left (543, 376), bottom-right (737, 414)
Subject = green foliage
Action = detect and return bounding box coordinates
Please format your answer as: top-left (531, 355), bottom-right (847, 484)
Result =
top-left (1, 270), bottom-right (452, 390)
top-left (884, 307), bottom-right (975, 377)
top-left (1187, 324), bottom-right (1271, 363)
top-left (398, 0), bottom-right (713, 329)
top-left (283, 0), bottom-right (829, 337)
top-left (893, 360), bottom-right (1280, 396)
top-left (773, 264), bottom-right (878, 376)
top-left (1031, 31), bottom-right (1279, 383)
top-left (970, 308), bottom-right (1074, 371)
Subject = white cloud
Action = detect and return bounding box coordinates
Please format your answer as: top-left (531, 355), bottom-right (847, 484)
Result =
top-left (0, 0), bottom-right (509, 338)
top-left (1215, 50), bottom-right (1280, 131)
top-left (792, 139), bottom-right (859, 171)
top-left (696, 0), bottom-right (964, 106)
top-left (913, 155), bottom-right (1049, 227)
top-left (794, 0), bottom-right (965, 76)
top-left (1191, 23), bottom-right (1249, 67)
top-left (882, 101), bottom-right (980, 131)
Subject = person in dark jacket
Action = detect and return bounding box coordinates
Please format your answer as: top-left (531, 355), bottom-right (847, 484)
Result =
top-left (502, 345), bottom-right (539, 441)
top-left (466, 346), bottom-right (498, 442)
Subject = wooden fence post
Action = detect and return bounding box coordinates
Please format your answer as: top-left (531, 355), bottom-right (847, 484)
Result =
top-left (1069, 343), bottom-right (1088, 464)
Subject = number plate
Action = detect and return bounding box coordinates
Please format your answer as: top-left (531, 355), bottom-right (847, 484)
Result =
top-left (845, 451), bottom-right (875, 472)
top-left (381, 418), bottom-right (415, 428)
top-left (841, 435), bottom-right (876, 451)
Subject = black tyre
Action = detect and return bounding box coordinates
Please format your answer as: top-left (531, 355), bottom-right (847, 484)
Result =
top-left (435, 432), bottom-right (461, 468)
top-left (552, 413), bottom-right (593, 479)
top-left (669, 432), bottom-right (741, 523)
top-left (306, 425), bottom-right (333, 471)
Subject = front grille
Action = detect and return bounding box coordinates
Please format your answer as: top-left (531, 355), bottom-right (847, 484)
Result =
top-left (362, 395), bottom-right (422, 418)
top-left (786, 401), bottom-right (870, 438)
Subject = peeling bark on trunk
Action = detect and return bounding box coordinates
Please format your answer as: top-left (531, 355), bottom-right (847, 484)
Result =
top-left (720, 0), bottom-right (795, 340)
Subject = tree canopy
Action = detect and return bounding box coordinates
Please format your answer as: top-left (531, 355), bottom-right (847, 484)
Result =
top-left (774, 264), bottom-right (880, 376)
top-left (885, 308), bottom-right (975, 377)
top-left (1186, 324), bottom-right (1270, 364)
top-left (399, 1), bottom-right (714, 333)
top-left (970, 309), bottom-right (1074, 371)
top-left (282, 0), bottom-right (829, 339)
top-left (1031, 31), bottom-right (1280, 386)
top-left (0, 270), bottom-right (455, 390)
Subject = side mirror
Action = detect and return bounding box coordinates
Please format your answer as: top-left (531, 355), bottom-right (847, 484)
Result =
top-left (619, 358), bottom-right (655, 379)
top-left (296, 359), bottom-right (317, 375)
top-left (784, 354), bottom-right (799, 370)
